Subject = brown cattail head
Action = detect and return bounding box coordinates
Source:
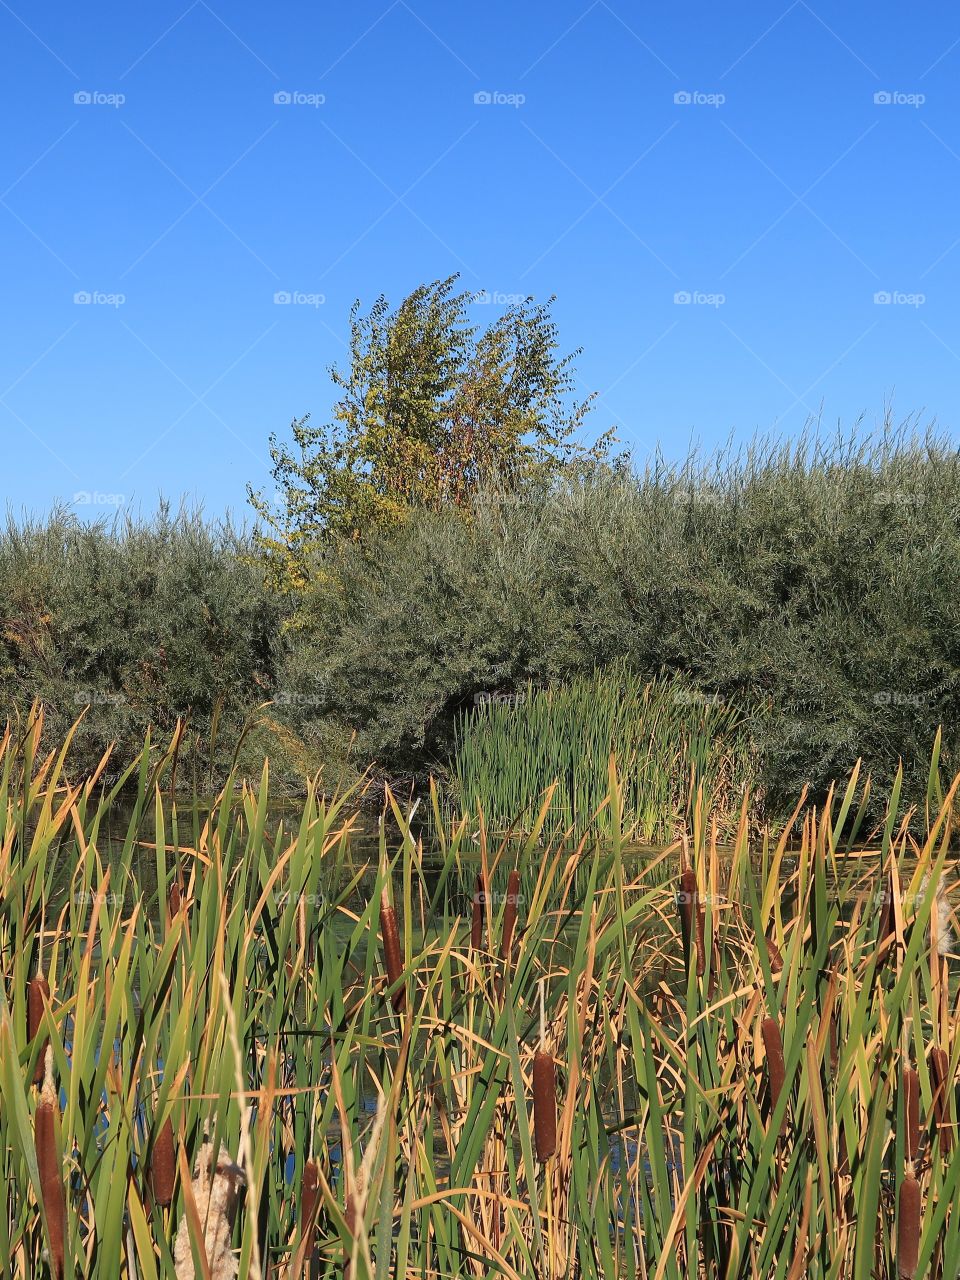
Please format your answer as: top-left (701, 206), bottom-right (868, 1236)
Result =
top-left (500, 870), bottom-right (521, 962)
top-left (471, 874), bottom-right (485, 952)
top-left (168, 879), bottom-right (182, 920)
top-left (533, 1050), bottom-right (557, 1162)
top-left (903, 1067), bottom-right (920, 1162)
top-left (931, 1046), bottom-right (953, 1154)
top-left (379, 899), bottom-right (405, 1012)
top-left (35, 1048), bottom-right (65, 1280)
top-left (150, 1114), bottom-right (175, 1209)
top-left (897, 1170), bottom-right (921, 1279)
top-left (765, 936), bottom-right (783, 976)
top-left (678, 868), bottom-right (705, 976)
top-left (761, 1015), bottom-right (787, 1135)
top-left (28, 975), bottom-right (50, 1086)
top-left (300, 1158), bottom-right (321, 1272)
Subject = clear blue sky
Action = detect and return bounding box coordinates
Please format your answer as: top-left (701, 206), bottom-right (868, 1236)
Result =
top-left (3, 2), bottom-right (960, 519)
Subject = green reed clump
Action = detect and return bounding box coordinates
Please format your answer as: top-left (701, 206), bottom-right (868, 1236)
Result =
top-left (452, 663), bottom-right (757, 841)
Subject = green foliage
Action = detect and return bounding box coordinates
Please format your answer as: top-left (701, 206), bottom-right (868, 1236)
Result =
top-left (248, 276), bottom-right (613, 587)
top-left (292, 427), bottom-right (960, 818)
top-left (452, 664), bottom-right (757, 841)
top-left (0, 505), bottom-right (287, 780)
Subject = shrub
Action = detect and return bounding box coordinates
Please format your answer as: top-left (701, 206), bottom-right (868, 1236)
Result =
top-left (0, 504), bottom-right (286, 780)
top-left (291, 427), bottom-right (960, 818)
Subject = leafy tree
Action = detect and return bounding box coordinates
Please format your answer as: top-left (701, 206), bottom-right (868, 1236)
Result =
top-left (248, 276), bottom-right (614, 587)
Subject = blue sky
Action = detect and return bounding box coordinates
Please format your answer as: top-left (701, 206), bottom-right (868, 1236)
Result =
top-left (3, 2), bottom-right (960, 519)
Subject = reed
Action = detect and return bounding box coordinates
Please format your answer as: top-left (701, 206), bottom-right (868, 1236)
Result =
top-left (151, 1115), bottom-right (176, 1209)
top-left (897, 1171), bottom-right (921, 1279)
top-left (903, 1067), bottom-right (920, 1162)
top-left (533, 1050), bottom-right (557, 1163)
top-left (27, 974), bottom-right (49, 1086)
top-left (533, 982), bottom-right (557, 1164)
top-left (470, 872), bottom-right (485, 952)
top-left (35, 1049), bottom-right (65, 1280)
top-left (500, 868), bottom-right (521, 960)
top-left (379, 889), bottom-right (405, 1012)
top-left (452, 663), bottom-right (757, 841)
top-left (761, 1015), bottom-right (787, 1135)
top-left (931, 1046), bottom-right (952, 1154)
top-left (0, 707), bottom-right (956, 1278)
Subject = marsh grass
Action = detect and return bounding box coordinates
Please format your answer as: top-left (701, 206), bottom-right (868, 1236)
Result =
top-left (452, 664), bottom-right (758, 842)
top-left (0, 706), bottom-right (958, 1277)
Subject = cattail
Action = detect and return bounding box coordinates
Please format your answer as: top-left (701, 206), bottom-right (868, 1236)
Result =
top-left (299, 1158), bottom-right (320, 1274)
top-left (678, 868), bottom-right (705, 975)
top-left (35, 1048), bottom-right (65, 1280)
top-left (765, 936), bottom-right (783, 975)
top-left (28, 975), bottom-right (50, 1086)
top-left (470, 874), bottom-right (485, 952)
top-left (761, 1015), bottom-right (787, 1135)
top-left (379, 892), bottom-right (404, 1012)
top-left (168, 879), bottom-right (182, 919)
top-left (533, 983), bottom-right (556, 1162)
top-left (897, 1170), bottom-right (921, 1278)
top-left (903, 1067), bottom-right (920, 1162)
top-left (931, 1046), bottom-right (952, 1153)
top-left (533, 1051), bottom-right (557, 1162)
top-left (150, 1115), bottom-right (176, 1209)
top-left (500, 870), bottom-right (521, 961)
top-left (172, 1137), bottom-right (245, 1280)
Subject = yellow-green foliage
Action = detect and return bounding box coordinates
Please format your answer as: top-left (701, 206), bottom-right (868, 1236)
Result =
top-left (248, 276), bottom-right (616, 590)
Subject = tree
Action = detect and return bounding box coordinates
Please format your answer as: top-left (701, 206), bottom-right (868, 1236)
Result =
top-left (248, 276), bottom-right (614, 588)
